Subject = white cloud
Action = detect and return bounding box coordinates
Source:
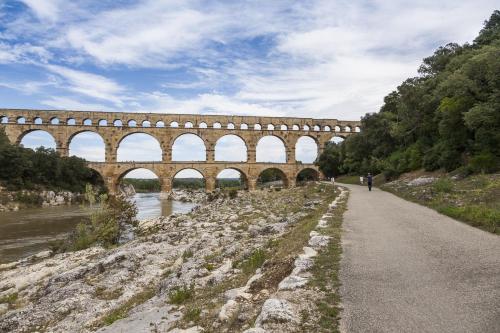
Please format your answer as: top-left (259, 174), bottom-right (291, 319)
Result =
top-left (20, 0), bottom-right (61, 22)
top-left (44, 65), bottom-right (127, 106)
top-left (64, 1), bottom-right (220, 66)
top-left (69, 131), bottom-right (105, 162)
top-left (40, 96), bottom-right (115, 111)
top-left (117, 133), bottom-right (162, 162)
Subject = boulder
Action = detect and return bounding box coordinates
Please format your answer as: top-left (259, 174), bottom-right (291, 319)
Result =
top-left (278, 275), bottom-right (308, 290)
top-left (256, 298), bottom-right (297, 325)
top-left (218, 299), bottom-right (239, 322)
top-left (308, 235), bottom-right (331, 250)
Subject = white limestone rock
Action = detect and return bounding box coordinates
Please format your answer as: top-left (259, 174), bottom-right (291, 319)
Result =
top-left (308, 235), bottom-right (331, 250)
top-left (256, 299), bottom-right (298, 325)
top-left (243, 328), bottom-right (267, 333)
top-left (218, 299), bottom-right (239, 322)
top-left (278, 275), bottom-right (308, 290)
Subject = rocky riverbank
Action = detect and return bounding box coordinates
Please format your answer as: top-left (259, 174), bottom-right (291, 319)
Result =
top-left (0, 189), bottom-right (83, 212)
top-left (0, 183), bottom-right (344, 332)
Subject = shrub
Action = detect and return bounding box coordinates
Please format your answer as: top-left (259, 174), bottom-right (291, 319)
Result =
top-left (182, 249), bottom-right (194, 260)
top-left (239, 248), bottom-right (266, 274)
top-left (433, 178), bottom-right (454, 193)
top-left (184, 307), bottom-right (201, 322)
top-left (63, 193), bottom-right (137, 252)
top-left (168, 286), bottom-right (194, 305)
top-left (228, 189), bottom-right (238, 199)
top-left (15, 192), bottom-right (43, 206)
top-left (469, 152), bottom-right (499, 173)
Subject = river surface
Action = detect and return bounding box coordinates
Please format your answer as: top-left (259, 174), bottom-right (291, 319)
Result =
top-left (0, 193), bottom-right (196, 264)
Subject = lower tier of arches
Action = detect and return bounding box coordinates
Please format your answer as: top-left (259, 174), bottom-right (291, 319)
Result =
top-left (87, 162), bottom-right (324, 194)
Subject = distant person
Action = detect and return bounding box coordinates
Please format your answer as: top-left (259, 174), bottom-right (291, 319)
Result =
top-left (367, 173), bottom-right (373, 191)
top-left (331, 176), bottom-right (335, 186)
top-left (359, 176), bottom-right (364, 185)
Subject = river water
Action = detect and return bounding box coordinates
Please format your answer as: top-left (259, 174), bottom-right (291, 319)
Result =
top-left (0, 193), bottom-right (196, 264)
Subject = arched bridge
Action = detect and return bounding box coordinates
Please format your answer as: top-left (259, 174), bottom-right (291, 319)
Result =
top-left (0, 109), bottom-right (360, 193)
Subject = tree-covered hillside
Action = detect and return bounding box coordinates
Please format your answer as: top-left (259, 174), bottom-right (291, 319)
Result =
top-left (317, 10), bottom-right (500, 179)
top-left (0, 128), bottom-right (103, 192)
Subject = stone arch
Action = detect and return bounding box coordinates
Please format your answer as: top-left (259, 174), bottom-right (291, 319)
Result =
top-left (240, 123), bottom-right (248, 130)
top-left (334, 125), bottom-right (341, 132)
top-left (199, 122), bottom-right (208, 129)
top-left (170, 121), bottom-right (179, 128)
top-left (227, 122), bottom-right (235, 129)
top-left (69, 130), bottom-right (105, 162)
top-left (1, 115), bottom-right (9, 124)
top-left (185, 121), bottom-right (194, 128)
top-left (82, 118), bottom-right (92, 126)
top-left (142, 120), bottom-right (151, 127)
top-left (344, 125), bottom-right (351, 132)
top-left (213, 122), bottom-right (222, 129)
top-left (295, 136), bottom-right (319, 163)
top-left (280, 124), bottom-right (288, 131)
top-left (67, 118), bottom-right (76, 125)
top-left (313, 125), bottom-right (320, 131)
top-left (50, 117), bottom-right (60, 125)
top-left (98, 119), bottom-right (108, 126)
top-left (254, 123), bottom-right (262, 130)
top-left (355, 126), bottom-right (361, 132)
top-left (215, 134), bottom-right (248, 162)
top-left (303, 124), bottom-right (310, 131)
top-left (172, 133), bottom-right (207, 161)
top-left (156, 121), bottom-right (165, 128)
top-left (128, 119), bottom-right (137, 127)
top-left (256, 135), bottom-right (287, 163)
top-left (292, 124), bottom-right (299, 131)
top-left (117, 132), bottom-right (162, 162)
top-left (296, 168), bottom-right (319, 184)
top-left (18, 129), bottom-right (57, 150)
top-left (257, 167), bottom-right (288, 188)
top-left (172, 168), bottom-right (206, 190)
top-left (33, 117), bottom-right (43, 124)
top-left (17, 116), bottom-right (26, 124)
top-left (324, 125), bottom-right (331, 132)
top-left (216, 168), bottom-right (248, 190)
top-left (267, 124), bottom-right (275, 130)
top-left (117, 167), bottom-right (162, 194)
top-left (114, 119), bottom-right (123, 127)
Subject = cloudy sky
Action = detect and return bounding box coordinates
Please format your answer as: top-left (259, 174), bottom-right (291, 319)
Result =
top-left (1, 1), bottom-right (497, 179)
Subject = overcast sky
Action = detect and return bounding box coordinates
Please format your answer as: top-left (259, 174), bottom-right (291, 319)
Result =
top-left (2, 1), bottom-right (497, 179)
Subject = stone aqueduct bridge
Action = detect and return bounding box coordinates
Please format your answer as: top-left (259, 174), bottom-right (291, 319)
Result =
top-left (0, 109), bottom-right (361, 193)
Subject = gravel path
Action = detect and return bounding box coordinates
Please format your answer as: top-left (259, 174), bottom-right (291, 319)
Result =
top-left (339, 184), bottom-right (500, 333)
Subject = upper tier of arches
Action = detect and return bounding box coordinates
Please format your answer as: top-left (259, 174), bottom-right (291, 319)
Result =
top-left (0, 111), bottom-right (361, 133)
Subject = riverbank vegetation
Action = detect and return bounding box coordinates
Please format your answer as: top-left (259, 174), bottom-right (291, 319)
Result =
top-left (50, 186), bottom-right (138, 253)
top-left (381, 172), bottom-right (500, 234)
top-left (316, 11), bottom-right (500, 179)
top-left (122, 178), bottom-right (161, 192)
top-left (0, 128), bottom-right (104, 193)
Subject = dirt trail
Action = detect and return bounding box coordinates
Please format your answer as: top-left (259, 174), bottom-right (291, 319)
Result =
top-left (339, 184), bottom-right (500, 333)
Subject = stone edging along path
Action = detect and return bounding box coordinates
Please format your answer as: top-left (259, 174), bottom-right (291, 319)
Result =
top-left (218, 186), bottom-right (348, 333)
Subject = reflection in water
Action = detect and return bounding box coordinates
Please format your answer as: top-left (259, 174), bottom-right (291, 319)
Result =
top-left (0, 193), bottom-right (195, 263)
top-left (133, 193), bottom-right (196, 220)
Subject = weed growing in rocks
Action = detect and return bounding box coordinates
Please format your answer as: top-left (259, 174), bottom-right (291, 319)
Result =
top-left (169, 286), bottom-right (195, 305)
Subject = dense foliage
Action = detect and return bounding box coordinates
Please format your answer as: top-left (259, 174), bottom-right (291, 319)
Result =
top-left (317, 11), bottom-right (500, 178)
top-left (122, 178), bottom-right (161, 192)
top-left (0, 128), bottom-right (103, 192)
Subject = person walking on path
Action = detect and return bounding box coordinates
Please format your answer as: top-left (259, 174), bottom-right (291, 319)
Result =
top-left (367, 173), bottom-right (373, 191)
top-left (331, 176), bottom-right (335, 187)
